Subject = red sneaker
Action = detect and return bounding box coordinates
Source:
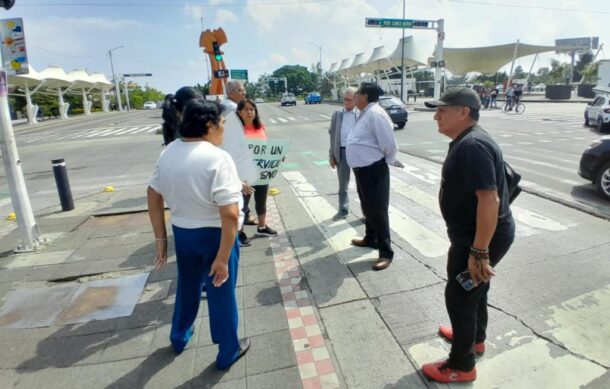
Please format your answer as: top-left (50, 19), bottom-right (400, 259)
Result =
top-left (438, 325), bottom-right (485, 356)
top-left (422, 360), bottom-right (476, 383)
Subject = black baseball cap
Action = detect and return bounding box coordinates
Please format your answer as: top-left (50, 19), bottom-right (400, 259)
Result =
top-left (424, 87), bottom-right (481, 110)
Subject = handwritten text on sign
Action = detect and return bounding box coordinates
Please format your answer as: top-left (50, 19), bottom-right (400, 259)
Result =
top-left (247, 139), bottom-right (291, 185)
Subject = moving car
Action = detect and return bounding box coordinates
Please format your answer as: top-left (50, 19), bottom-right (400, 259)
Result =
top-left (579, 136), bottom-right (610, 200)
top-left (280, 93), bottom-right (296, 106)
top-left (304, 92), bottom-right (321, 104)
top-left (143, 101), bottom-right (157, 110)
top-left (255, 98), bottom-right (264, 104)
top-left (378, 96), bottom-right (408, 129)
top-left (585, 94), bottom-right (610, 132)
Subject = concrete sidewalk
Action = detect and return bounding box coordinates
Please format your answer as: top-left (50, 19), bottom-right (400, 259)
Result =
top-left (0, 187), bottom-right (310, 388)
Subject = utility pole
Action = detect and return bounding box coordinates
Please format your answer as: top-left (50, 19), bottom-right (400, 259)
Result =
top-left (400, 0), bottom-right (406, 102)
top-left (108, 46), bottom-right (124, 111)
top-left (0, 17), bottom-right (42, 251)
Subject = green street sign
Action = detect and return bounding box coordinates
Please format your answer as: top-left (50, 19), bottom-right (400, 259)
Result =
top-left (365, 18), bottom-right (430, 29)
top-left (230, 69), bottom-right (248, 81)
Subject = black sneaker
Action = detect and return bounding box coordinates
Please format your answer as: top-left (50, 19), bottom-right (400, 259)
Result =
top-left (255, 225), bottom-right (278, 237)
top-left (238, 231), bottom-right (251, 247)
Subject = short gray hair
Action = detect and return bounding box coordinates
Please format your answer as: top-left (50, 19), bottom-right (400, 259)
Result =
top-left (226, 80), bottom-right (244, 94)
top-left (344, 87), bottom-right (357, 96)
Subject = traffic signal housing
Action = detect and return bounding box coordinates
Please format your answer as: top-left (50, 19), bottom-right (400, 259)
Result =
top-left (212, 42), bottom-right (223, 62)
top-left (1, 0), bottom-right (15, 10)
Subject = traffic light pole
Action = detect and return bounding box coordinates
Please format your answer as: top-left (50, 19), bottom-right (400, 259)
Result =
top-left (0, 70), bottom-right (42, 252)
top-left (433, 19), bottom-right (444, 100)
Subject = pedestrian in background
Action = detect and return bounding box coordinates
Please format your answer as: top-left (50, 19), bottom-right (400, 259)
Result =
top-left (236, 98), bottom-right (278, 237)
top-left (161, 86), bottom-right (203, 145)
top-left (347, 82), bottom-right (401, 271)
top-left (220, 80), bottom-right (258, 247)
top-left (422, 87), bottom-right (515, 383)
top-left (490, 87), bottom-right (498, 109)
top-left (328, 86), bottom-right (359, 221)
top-left (148, 99), bottom-right (250, 370)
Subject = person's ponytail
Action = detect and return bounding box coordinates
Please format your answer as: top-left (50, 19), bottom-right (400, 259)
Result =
top-left (161, 93), bottom-right (179, 145)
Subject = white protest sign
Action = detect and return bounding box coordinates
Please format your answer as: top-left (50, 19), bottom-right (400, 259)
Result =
top-left (247, 139), bottom-right (291, 185)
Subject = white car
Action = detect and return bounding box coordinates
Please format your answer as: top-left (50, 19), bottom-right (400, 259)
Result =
top-left (585, 94), bottom-right (610, 132)
top-left (280, 93), bottom-right (296, 106)
top-left (143, 101), bottom-right (157, 110)
top-left (255, 98), bottom-right (264, 104)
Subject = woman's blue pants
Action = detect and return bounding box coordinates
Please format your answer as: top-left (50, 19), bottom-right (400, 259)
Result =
top-left (170, 225), bottom-right (241, 368)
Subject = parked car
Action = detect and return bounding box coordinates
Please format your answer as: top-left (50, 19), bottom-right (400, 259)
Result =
top-left (143, 101), bottom-right (157, 110)
top-left (255, 98), bottom-right (264, 104)
top-left (304, 92), bottom-right (322, 104)
top-left (579, 136), bottom-right (610, 200)
top-left (584, 94), bottom-right (610, 132)
top-left (378, 96), bottom-right (408, 129)
top-left (280, 93), bottom-right (296, 106)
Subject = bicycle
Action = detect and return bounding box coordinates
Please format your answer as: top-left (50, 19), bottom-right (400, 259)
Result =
top-left (502, 97), bottom-right (525, 114)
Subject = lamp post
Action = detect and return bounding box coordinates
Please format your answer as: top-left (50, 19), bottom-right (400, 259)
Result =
top-left (308, 42), bottom-right (322, 75)
top-left (108, 45), bottom-right (124, 112)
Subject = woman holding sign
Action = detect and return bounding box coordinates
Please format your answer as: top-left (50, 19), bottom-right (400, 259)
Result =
top-left (237, 99), bottom-right (278, 237)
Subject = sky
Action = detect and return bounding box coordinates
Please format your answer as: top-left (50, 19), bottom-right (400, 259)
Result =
top-left (4, 0), bottom-right (609, 94)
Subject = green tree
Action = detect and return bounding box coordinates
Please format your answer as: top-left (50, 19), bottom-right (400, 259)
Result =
top-left (272, 65), bottom-right (317, 96)
top-left (513, 65), bottom-right (526, 79)
top-left (574, 51), bottom-right (594, 83)
top-left (548, 59), bottom-right (570, 84)
top-left (580, 61), bottom-right (600, 84)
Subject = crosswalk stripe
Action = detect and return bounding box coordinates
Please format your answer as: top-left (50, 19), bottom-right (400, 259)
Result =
top-left (113, 127), bottom-right (140, 135)
top-left (287, 117), bottom-right (296, 121)
top-left (269, 118), bottom-right (277, 124)
top-left (319, 114), bottom-right (332, 119)
top-left (277, 117), bottom-right (288, 123)
top-left (299, 116), bottom-right (310, 121)
top-left (24, 133), bottom-right (59, 143)
top-left (85, 128), bottom-right (115, 137)
top-left (131, 126), bottom-right (154, 134)
top-left (147, 125), bottom-right (162, 133)
top-left (100, 128), bottom-right (128, 136)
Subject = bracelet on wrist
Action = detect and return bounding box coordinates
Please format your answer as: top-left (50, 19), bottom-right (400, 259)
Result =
top-left (470, 246), bottom-right (489, 261)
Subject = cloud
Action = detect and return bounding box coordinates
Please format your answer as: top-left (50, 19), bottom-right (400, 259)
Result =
top-left (216, 10), bottom-right (238, 25)
top-left (184, 3), bottom-right (206, 20)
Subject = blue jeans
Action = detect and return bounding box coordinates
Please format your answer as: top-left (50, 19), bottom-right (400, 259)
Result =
top-left (171, 225), bottom-right (241, 369)
top-left (336, 147), bottom-right (351, 215)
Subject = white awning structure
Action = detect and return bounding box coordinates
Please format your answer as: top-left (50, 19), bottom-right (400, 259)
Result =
top-left (344, 52), bottom-right (367, 76)
top-left (443, 42), bottom-right (556, 75)
top-left (8, 66), bottom-right (114, 122)
top-left (328, 62), bottom-right (338, 74)
top-left (329, 37), bottom-right (558, 79)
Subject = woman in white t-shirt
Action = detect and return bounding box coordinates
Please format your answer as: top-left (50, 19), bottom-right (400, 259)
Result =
top-left (147, 99), bottom-right (250, 370)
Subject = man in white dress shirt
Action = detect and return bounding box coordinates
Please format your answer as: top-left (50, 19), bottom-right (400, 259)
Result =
top-left (346, 82), bottom-right (399, 271)
top-left (328, 87), bottom-right (359, 220)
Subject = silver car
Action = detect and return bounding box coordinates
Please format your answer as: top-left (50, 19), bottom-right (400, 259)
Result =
top-left (585, 94), bottom-right (610, 132)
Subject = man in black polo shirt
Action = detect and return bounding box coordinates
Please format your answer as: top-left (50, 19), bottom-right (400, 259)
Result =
top-left (421, 87), bottom-right (515, 383)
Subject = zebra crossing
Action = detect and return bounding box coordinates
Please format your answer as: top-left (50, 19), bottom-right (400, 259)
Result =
top-left (16, 124), bottom-right (162, 144)
top-left (480, 109), bottom-right (586, 128)
top-left (267, 114), bottom-right (332, 125)
top-left (281, 155), bottom-right (573, 263)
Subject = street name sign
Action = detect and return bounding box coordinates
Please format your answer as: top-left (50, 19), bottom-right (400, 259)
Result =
top-left (555, 37), bottom-right (598, 52)
top-left (230, 69), bottom-right (248, 80)
top-left (365, 18), bottom-right (430, 29)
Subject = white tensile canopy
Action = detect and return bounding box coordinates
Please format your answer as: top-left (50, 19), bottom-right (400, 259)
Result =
top-left (443, 42), bottom-right (556, 75)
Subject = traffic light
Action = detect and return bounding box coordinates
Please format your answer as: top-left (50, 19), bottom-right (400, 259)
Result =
top-left (212, 42), bottom-right (222, 62)
top-left (1, 0), bottom-right (15, 10)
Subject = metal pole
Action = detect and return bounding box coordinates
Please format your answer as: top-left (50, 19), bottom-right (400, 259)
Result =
top-left (506, 39), bottom-right (520, 89)
top-left (123, 77), bottom-right (131, 111)
top-left (51, 159), bottom-right (74, 212)
top-left (0, 70), bottom-right (41, 252)
top-left (400, 0), bottom-right (406, 102)
top-left (108, 46), bottom-right (124, 111)
top-left (433, 19), bottom-right (445, 100)
top-left (568, 50), bottom-right (576, 85)
top-left (525, 53), bottom-right (538, 88)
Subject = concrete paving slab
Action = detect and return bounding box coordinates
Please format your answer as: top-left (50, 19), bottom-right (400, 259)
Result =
top-left (17, 332), bottom-right (109, 369)
top-left (0, 367), bottom-right (19, 388)
top-left (55, 272), bottom-right (149, 325)
top-left (76, 357), bottom-right (146, 388)
top-left (190, 343), bottom-right (246, 385)
top-left (246, 366), bottom-right (301, 389)
top-left (12, 366), bottom-right (82, 389)
top-left (408, 337), bottom-right (606, 388)
top-left (138, 280), bottom-right (172, 303)
top-left (0, 285), bottom-right (77, 328)
top-left (242, 280), bottom-right (283, 309)
top-left (319, 300), bottom-right (419, 389)
top-left (245, 330), bottom-right (297, 376)
top-left (98, 325), bottom-right (156, 363)
top-left (244, 303), bottom-right (289, 337)
top-left (242, 262), bottom-right (278, 285)
top-left (136, 348), bottom-right (196, 389)
top-left (1, 250), bottom-right (73, 269)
